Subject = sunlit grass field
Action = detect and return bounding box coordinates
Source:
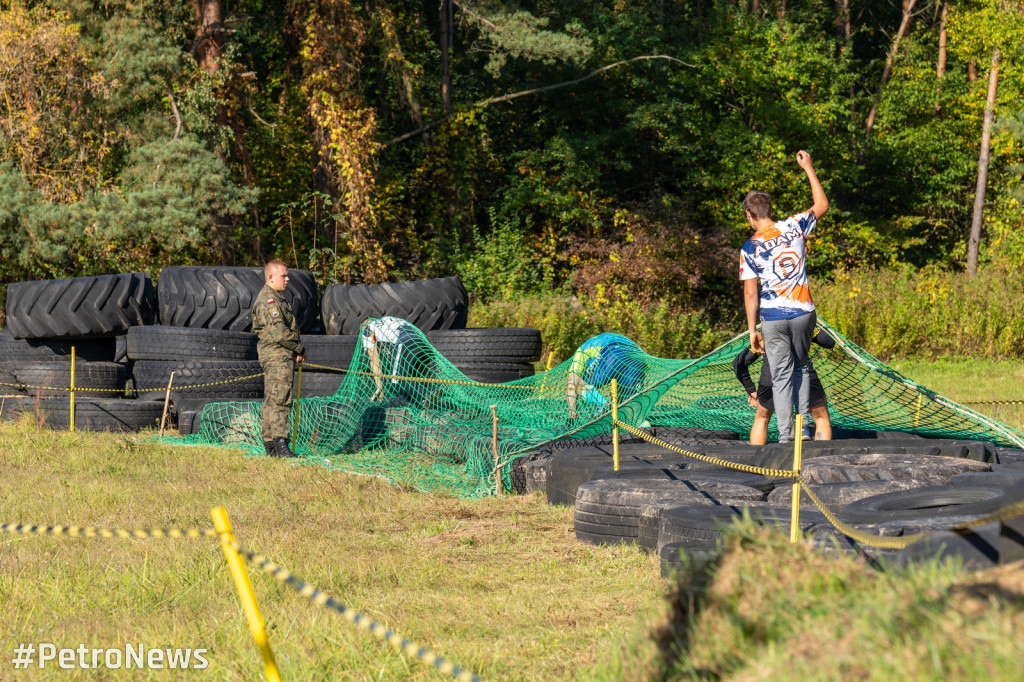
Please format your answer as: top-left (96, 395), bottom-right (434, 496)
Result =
top-left (890, 358), bottom-right (1024, 433)
top-left (1, 358), bottom-right (1023, 680)
top-left (0, 421), bottom-right (667, 680)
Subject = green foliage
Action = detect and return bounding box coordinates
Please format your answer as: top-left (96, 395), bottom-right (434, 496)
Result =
top-left (455, 209), bottom-right (546, 302)
top-left (460, 2), bottom-right (593, 77)
top-left (0, 138), bottom-right (255, 281)
top-left (470, 293), bottom-right (733, 361)
top-left (2, 0), bottom-right (1024, 341)
top-left (814, 265), bottom-right (1024, 360)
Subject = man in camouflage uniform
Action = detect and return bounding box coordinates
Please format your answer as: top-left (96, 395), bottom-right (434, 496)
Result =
top-left (252, 260), bottom-right (305, 457)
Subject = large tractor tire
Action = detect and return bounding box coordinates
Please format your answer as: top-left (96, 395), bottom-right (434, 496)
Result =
top-left (321, 277), bottom-right (468, 335)
top-left (157, 266), bottom-right (319, 332)
top-left (5, 272), bottom-right (155, 339)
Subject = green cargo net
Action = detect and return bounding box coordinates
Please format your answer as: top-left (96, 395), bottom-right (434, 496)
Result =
top-left (169, 318), bottom-right (1024, 498)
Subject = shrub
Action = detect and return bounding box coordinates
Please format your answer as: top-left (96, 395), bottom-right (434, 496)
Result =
top-left (470, 292), bottom-right (735, 362)
top-left (814, 265), bottom-right (1024, 360)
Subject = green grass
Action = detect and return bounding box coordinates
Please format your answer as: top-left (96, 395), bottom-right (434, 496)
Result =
top-left (890, 358), bottom-right (1024, 433)
top-left (658, 522), bottom-right (1024, 681)
top-left (2, 358), bottom-right (1024, 680)
top-left (0, 420), bottom-right (668, 680)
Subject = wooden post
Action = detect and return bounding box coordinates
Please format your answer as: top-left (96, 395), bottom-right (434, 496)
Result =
top-left (790, 414), bottom-right (804, 543)
top-left (159, 372), bottom-right (176, 437)
top-left (491, 405), bottom-right (502, 495)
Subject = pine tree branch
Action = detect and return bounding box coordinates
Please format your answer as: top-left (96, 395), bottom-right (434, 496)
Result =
top-left (167, 88), bottom-right (182, 140)
top-left (384, 55), bottom-right (696, 147)
top-left (451, 0), bottom-right (499, 32)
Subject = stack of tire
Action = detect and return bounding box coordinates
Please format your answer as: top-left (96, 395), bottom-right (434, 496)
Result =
top-left (425, 328), bottom-right (542, 382)
top-left (138, 266), bottom-right (320, 435)
top-left (1, 269), bottom-right (533, 433)
top-left (0, 272), bottom-right (160, 431)
top-left (522, 434), bottom-right (1024, 577)
top-left (321, 278), bottom-right (541, 383)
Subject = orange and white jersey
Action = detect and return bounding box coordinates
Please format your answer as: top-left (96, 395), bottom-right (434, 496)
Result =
top-left (739, 210), bottom-right (816, 321)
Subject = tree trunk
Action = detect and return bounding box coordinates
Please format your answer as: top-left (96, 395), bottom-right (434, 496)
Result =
top-left (439, 0), bottom-right (452, 114)
top-left (192, 0), bottom-right (233, 264)
top-left (863, 0), bottom-right (917, 146)
top-left (379, 7), bottom-right (427, 141)
top-left (192, 0), bottom-right (223, 73)
top-left (968, 60), bottom-right (978, 82)
top-left (936, 0), bottom-right (948, 77)
top-left (697, 0), bottom-right (703, 44)
top-left (835, 0), bottom-right (850, 42)
top-left (967, 49), bottom-right (1001, 277)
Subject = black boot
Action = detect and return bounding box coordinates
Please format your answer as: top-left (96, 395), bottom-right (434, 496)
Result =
top-left (263, 440), bottom-right (275, 456)
top-left (272, 437), bottom-right (297, 458)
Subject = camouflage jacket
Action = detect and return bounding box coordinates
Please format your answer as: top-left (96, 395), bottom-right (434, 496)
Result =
top-left (251, 284), bottom-right (304, 361)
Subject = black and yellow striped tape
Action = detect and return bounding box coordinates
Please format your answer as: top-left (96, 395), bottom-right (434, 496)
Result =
top-left (0, 523), bottom-right (217, 539)
top-left (228, 539), bottom-right (482, 682)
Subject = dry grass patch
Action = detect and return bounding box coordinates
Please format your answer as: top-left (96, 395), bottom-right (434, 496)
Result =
top-left (654, 521), bottom-right (1024, 682)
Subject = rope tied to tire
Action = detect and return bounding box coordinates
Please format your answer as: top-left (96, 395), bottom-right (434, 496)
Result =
top-left (615, 418), bottom-right (1024, 550)
top-left (0, 372), bottom-right (267, 394)
top-left (614, 419), bottom-right (799, 479)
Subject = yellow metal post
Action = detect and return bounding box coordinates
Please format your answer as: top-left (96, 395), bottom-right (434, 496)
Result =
top-left (790, 414), bottom-right (804, 544)
top-left (914, 394), bottom-right (922, 428)
top-left (69, 346), bottom-right (76, 432)
top-left (210, 507), bottom-right (281, 682)
top-left (545, 351), bottom-right (554, 371)
top-left (611, 378), bottom-right (619, 472)
top-left (291, 365), bottom-right (302, 446)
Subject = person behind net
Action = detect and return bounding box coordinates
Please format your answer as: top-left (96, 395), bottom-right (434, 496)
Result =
top-left (361, 316), bottom-right (435, 406)
top-left (739, 149), bottom-right (829, 443)
top-left (251, 260), bottom-right (305, 458)
top-left (566, 333), bottom-right (645, 421)
top-left (732, 328), bottom-right (835, 445)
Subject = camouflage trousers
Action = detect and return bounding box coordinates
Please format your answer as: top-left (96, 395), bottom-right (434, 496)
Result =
top-left (261, 359), bottom-right (294, 441)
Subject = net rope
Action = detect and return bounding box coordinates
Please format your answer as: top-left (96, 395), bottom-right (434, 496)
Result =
top-left (168, 318), bottom-right (1024, 498)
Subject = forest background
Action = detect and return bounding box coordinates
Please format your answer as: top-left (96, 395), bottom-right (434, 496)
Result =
top-left (1, 0), bottom-right (1023, 362)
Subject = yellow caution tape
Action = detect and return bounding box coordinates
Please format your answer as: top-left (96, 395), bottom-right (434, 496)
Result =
top-left (0, 522), bottom-right (217, 539)
top-left (614, 419), bottom-right (798, 478)
top-left (0, 372), bottom-right (266, 395)
top-left (228, 539), bottom-right (482, 682)
top-left (615, 418), bottom-right (1024, 550)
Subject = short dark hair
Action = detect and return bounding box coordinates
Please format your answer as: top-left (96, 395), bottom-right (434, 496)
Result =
top-left (264, 259), bottom-right (288, 276)
top-left (742, 191), bottom-right (773, 220)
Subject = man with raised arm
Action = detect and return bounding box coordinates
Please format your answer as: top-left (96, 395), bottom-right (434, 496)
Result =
top-left (252, 260), bottom-right (305, 458)
top-left (739, 150), bottom-right (829, 443)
